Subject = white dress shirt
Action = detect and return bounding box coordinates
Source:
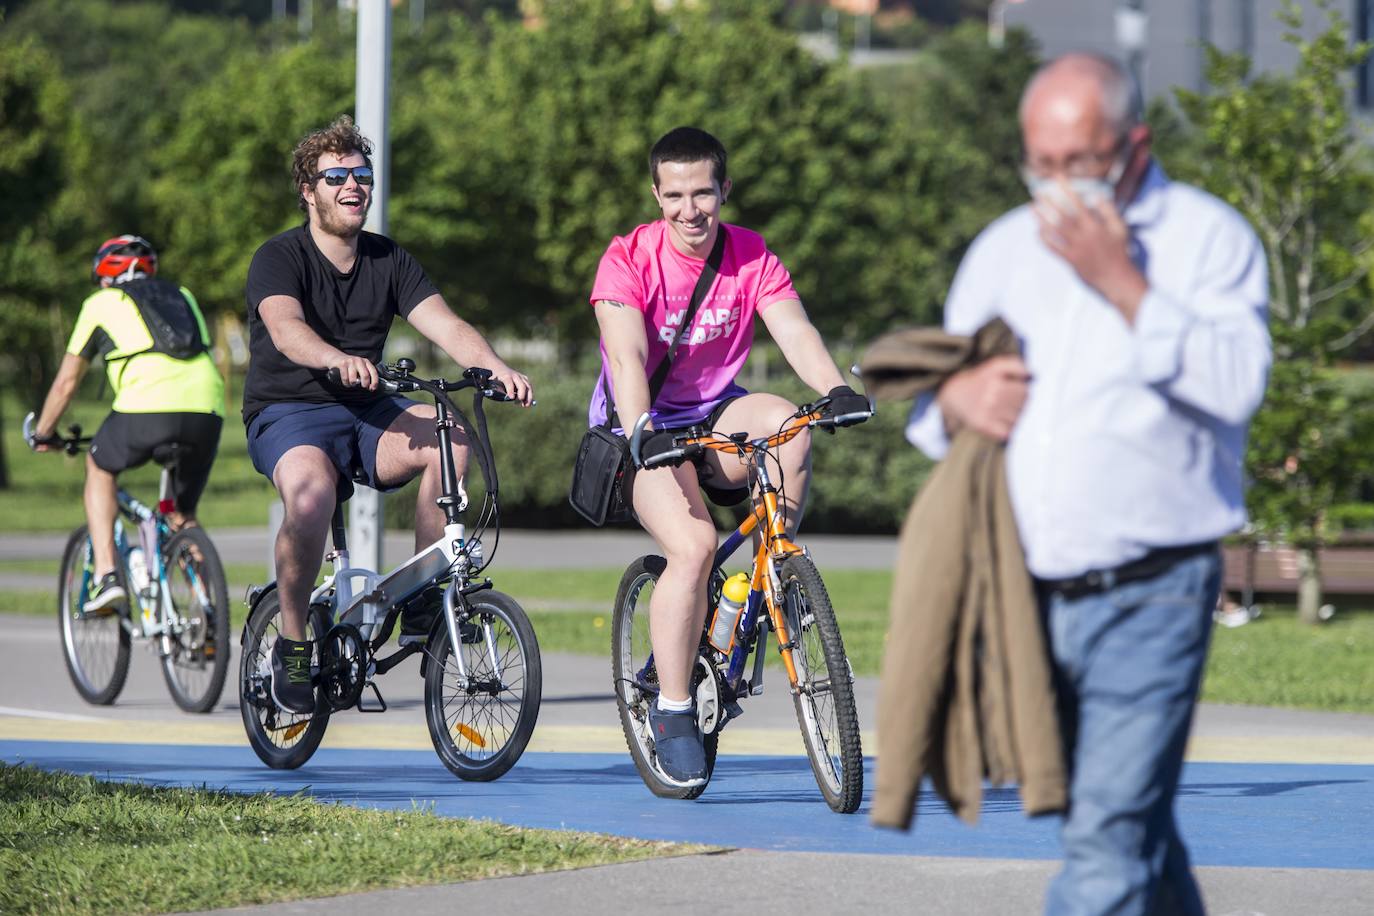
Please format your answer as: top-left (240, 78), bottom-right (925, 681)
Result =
top-left (907, 163), bottom-right (1271, 579)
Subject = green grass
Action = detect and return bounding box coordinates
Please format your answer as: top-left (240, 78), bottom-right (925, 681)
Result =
top-left (0, 763), bottom-right (702, 916)
top-left (1202, 608), bottom-right (1374, 712)
top-left (7, 563), bottom-right (1369, 713)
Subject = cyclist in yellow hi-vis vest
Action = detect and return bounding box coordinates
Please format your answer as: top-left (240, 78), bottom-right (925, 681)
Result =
top-left (29, 235), bottom-right (226, 613)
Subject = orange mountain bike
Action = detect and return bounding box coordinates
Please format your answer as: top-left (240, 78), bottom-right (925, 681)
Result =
top-left (611, 393), bottom-right (872, 813)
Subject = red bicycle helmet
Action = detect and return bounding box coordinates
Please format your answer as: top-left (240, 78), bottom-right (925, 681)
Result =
top-left (92, 235), bottom-right (157, 283)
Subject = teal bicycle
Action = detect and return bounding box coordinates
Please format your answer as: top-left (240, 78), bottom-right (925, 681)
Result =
top-left (24, 412), bottom-right (231, 712)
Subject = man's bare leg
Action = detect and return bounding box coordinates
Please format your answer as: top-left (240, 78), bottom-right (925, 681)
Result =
top-left (373, 404), bottom-right (471, 551)
top-left (631, 464), bottom-right (718, 703)
top-left (706, 394), bottom-right (814, 535)
top-left (84, 455), bottom-right (120, 577)
top-left (272, 447), bottom-right (339, 641)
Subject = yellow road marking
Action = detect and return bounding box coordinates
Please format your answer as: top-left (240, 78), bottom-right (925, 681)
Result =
top-left (1, 716), bottom-right (1371, 764)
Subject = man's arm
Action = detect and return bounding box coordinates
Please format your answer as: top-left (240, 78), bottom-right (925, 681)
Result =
top-left (759, 300), bottom-right (847, 394)
top-left (406, 295), bottom-right (532, 405)
top-left (1036, 186), bottom-right (1270, 425)
top-left (908, 224), bottom-right (1030, 454)
top-left (33, 353), bottom-right (90, 448)
top-left (258, 294), bottom-right (381, 390)
top-left (593, 300), bottom-right (652, 429)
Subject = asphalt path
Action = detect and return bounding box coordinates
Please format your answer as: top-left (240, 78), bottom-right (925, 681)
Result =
top-left (5, 526), bottom-right (1374, 914)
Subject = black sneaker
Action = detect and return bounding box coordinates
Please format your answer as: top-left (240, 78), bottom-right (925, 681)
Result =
top-left (83, 572), bottom-right (126, 614)
top-left (398, 586), bottom-right (442, 646)
top-left (270, 636), bottom-right (316, 715)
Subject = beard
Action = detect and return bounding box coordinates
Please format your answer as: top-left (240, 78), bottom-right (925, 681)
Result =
top-left (315, 194), bottom-right (370, 240)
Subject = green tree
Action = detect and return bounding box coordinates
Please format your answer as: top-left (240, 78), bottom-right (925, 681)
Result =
top-left (0, 30), bottom-right (82, 487)
top-left (149, 29), bottom-right (355, 315)
top-left (1175, 0), bottom-right (1374, 622)
top-left (7, 0), bottom-right (261, 244)
top-left (394, 0), bottom-right (974, 343)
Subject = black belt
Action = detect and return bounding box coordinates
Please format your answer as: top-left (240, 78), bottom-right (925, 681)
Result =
top-left (1035, 541), bottom-right (1219, 600)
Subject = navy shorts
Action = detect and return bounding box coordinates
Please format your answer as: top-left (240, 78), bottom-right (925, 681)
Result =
top-left (245, 396), bottom-right (416, 501)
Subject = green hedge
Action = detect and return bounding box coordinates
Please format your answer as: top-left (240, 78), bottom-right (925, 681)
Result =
top-left (383, 374), bottom-right (933, 535)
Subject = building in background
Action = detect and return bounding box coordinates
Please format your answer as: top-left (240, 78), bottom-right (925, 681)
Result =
top-left (1002, 1), bottom-right (1369, 109)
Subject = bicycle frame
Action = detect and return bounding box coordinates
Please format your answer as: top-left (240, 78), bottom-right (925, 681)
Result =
top-left (687, 411), bottom-right (824, 693)
top-left (299, 363), bottom-right (507, 686)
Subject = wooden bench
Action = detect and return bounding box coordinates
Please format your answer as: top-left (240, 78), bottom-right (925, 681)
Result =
top-left (1222, 540), bottom-right (1374, 604)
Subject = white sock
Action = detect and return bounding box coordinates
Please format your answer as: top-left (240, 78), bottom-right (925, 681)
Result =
top-left (657, 694), bottom-right (692, 712)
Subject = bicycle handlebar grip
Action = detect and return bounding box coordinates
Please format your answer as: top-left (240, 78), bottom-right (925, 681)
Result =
top-left (643, 447), bottom-right (688, 470)
top-left (831, 410), bottom-right (874, 428)
top-left (628, 411), bottom-right (653, 468)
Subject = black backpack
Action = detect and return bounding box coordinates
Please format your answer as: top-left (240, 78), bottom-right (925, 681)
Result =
top-left (116, 278), bottom-right (208, 360)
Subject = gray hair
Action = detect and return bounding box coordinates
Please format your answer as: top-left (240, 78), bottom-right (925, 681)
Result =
top-left (1019, 52), bottom-right (1144, 136)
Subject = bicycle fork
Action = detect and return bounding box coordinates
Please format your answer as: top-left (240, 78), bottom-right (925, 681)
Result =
top-left (441, 585), bottom-right (504, 695)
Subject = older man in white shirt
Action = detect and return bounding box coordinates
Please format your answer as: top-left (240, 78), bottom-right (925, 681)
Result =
top-left (907, 53), bottom-right (1270, 915)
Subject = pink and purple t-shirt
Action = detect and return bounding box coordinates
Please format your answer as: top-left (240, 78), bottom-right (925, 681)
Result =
top-left (588, 220), bottom-right (798, 429)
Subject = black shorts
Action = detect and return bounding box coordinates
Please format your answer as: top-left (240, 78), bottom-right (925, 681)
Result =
top-left (661, 396), bottom-right (750, 507)
top-left (88, 411), bottom-right (224, 515)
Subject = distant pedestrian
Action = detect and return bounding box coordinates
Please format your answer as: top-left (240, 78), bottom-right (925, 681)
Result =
top-left (905, 53), bottom-right (1271, 914)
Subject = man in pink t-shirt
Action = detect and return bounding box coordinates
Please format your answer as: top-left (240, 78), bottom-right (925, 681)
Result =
top-left (591, 127), bottom-right (869, 788)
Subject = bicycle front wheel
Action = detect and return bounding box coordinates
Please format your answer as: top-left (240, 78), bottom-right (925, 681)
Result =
top-left (159, 527), bottom-right (230, 713)
top-left (780, 555), bottom-right (863, 813)
top-left (424, 589), bottom-right (541, 781)
top-left (611, 555), bottom-right (719, 800)
top-left (239, 589), bottom-right (331, 769)
top-left (58, 526), bottom-right (131, 705)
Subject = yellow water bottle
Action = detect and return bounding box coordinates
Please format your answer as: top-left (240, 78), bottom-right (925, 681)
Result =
top-left (708, 573), bottom-right (751, 652)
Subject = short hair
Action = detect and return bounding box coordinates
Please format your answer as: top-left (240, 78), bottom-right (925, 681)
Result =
top-left (291, 114), bottom-right (374, 213)
top-left (1019, 52), bottom-right (1144, 136)
top-left (649, 127), bottom-right (727, 187)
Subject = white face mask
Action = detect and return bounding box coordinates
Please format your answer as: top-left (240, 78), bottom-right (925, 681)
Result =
top-left (1021, 141), bottom-right (1132, 209)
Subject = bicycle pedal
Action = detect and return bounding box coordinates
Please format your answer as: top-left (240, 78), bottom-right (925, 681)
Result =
top-left (357, 681), bottom-right (388, 713)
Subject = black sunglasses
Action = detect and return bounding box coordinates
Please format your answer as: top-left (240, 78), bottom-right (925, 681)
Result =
top-left (312, 166), bottom-right (374, 186)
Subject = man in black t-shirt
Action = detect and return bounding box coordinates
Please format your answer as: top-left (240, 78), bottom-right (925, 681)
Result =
top-left (244, 115), bottom-right (532, 715)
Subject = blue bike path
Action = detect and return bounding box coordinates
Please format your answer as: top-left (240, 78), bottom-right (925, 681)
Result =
top-left (5, 740), bottom-right (1371, 871)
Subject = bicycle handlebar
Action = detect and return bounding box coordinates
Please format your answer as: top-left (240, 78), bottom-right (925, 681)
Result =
top-left (628, 395), bottom-right (874, 471)
top-left (22, 412), bottom-right (89, 455)
top-left (326, 361), bottom-right (517, 403)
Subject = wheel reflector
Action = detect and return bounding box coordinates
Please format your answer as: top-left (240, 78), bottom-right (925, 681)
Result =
top-left (453, 722), bottom-right (486, 747)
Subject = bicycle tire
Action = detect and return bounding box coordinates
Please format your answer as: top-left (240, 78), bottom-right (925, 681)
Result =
top-left (424, 589), bottom-right (542, 781)
top-left (780, 555), bottom-right (863, 813)
top-left (159, 527), bottom-right (230, 713)
top-left (611, 555), bottom-right (718, 800)
top-left (238, 588), bottom-right (331, 769)
top-left (57, 526), bottom-right (132, 706)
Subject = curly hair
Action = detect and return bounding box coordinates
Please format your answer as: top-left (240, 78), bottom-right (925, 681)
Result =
top-left (291, 114), bottom-right (374, 213)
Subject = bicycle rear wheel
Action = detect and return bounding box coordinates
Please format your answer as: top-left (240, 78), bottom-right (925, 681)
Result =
top-left (57, 526), bottom-right (131, 706)
top-left (239, 588), bottom-right (331, 769)
top-left (780, 555), bottom-right (863, 813)
top-left (424, 589), bottom-right (542, 781)
top-left (611, 555), bottom-right (718, 800)
top-left (159, 527), bottom-right (230, 713)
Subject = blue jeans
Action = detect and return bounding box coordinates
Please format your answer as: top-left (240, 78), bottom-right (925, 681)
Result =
top-left (1042, 549), bottom-right (1221, 916)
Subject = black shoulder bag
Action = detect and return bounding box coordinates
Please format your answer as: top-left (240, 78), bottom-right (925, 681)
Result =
top-left (569, 229), bottom-right (726, 526)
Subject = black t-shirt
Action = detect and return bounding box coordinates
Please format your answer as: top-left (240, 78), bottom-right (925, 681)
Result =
top-left (242, 225), bottom-right (439, 422)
